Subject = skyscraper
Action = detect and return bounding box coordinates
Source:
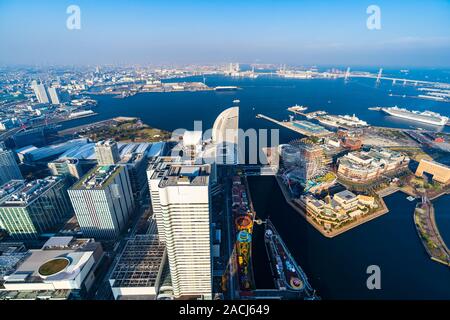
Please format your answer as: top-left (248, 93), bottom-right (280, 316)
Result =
top-left (95, 140), bottom-right (121, 165)
top-left (156, 163), bottom-right (212, 299)
top-left (47, 86), bottom-right (61, 105)
top-left (0, 177), bottom-right (73, 239)
top-left (68, 165), bottom-right (134, 239)
top-left (0, 146), bottom-right (23, 185)
top-left (146, 156), bottom-right (181, 243)
top-left (31, 80), bottom-right (49, 104)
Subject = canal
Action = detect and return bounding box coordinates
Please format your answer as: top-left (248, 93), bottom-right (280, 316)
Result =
top-left (248, 176), bottom-right (450, 299)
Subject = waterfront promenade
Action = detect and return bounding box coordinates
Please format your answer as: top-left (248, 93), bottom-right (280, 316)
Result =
top-left (414, 193), bottom-right (450, 267)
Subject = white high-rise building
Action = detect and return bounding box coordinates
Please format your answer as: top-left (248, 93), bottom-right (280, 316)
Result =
top-left (68, 165), bottom-right (134, 239)
top-left (146, 156), bottom-right (181, 243)
top-left (158, 163), bottom-right (212, 299)
top-left (47, 87), bottom-right (61, 104)
top-left (0, 146), bottom-right (23, 185)
top-left (95, 139), bottom-right (121, 165)
top-left (31, 80), bottom-right (49, 104)
top-left (147, 159), bottom-right (212, 299)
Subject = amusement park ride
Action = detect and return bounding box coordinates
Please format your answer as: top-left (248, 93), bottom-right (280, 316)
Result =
top-left (231, 176), bottom-right (256, 295)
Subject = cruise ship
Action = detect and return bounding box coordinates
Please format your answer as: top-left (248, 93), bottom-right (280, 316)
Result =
top-left (381, 106), bottom-right (449, 126)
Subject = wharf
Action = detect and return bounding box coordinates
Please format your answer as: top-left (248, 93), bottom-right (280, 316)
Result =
top-left (256, 114), bottom-right (332, 138)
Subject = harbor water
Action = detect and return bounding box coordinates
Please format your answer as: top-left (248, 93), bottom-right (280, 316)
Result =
top-left (58, 71), bottom-right (450, 299)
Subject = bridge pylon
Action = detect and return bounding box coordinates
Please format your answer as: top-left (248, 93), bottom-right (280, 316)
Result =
top-left (344, 67), bottom-right (350, 81)
top-left (376, 68), bottom-right (383, 84)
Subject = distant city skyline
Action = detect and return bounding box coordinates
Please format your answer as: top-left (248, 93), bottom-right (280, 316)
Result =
top-left (0, 0), bottom-right (450, 67)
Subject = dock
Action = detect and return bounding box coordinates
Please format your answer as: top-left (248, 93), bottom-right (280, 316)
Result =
top-left (263, 219), bottom-right (318, 299)
top-left (256, 114), bottom-right (332, 138)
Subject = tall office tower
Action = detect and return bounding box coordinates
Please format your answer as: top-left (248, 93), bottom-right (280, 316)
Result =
top-left (68, 165), bottom-right (134, 239)
top-left (117, 142), bottom-right (152, 203)
top-left (146, 156), bottom-right (181, 243)
top-left (0, 177), bottom-right (73, 239)
top-left (31, 80), bottom-right (49, 104)
top-left (95, 140), bottom-right (121, 165)
top-left (158, 163), bottom-right (212, 299)
top-left (47, 86), bottom-right (61, 104)
top-left (0, 146), bottom-right (23, 185)
top-left (48, 158), bottom-right (83, 181)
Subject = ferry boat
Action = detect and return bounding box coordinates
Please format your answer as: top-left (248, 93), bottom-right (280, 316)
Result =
top-left (288, 104), bottom-right (308, 112)
top-left (215, 86), bottom-right (239, 91)
top-left (289, 104), bottom-right (308, 111)
top-left (381, 106), bottom-right (448, 126)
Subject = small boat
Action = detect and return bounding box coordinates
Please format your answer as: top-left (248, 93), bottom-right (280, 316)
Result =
top-left (233, 99), bottom-right (240, 104)
top-left (406, 196), bottom-right (416, 202)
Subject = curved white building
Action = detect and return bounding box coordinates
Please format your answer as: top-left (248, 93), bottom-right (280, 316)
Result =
top-left (211, 107), bottom-right (239, 165)
top-left (212, 106), bottom-right (239, 145)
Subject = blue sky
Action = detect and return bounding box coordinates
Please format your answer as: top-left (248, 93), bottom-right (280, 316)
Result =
top-left (1, 0), bottom-right (449, 66)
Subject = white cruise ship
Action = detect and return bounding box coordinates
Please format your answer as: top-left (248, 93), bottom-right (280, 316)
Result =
top-left (382, 106), bottom-right (448, 126)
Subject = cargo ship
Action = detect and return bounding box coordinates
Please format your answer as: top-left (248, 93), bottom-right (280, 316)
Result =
top-left (381, 106), bottom-right (449, 126)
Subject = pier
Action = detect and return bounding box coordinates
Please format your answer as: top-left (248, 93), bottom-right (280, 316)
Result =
top-left (256, 114), bottom-right (332, 138)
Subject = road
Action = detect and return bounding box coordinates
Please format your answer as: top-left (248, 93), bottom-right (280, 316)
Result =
top-left (93, 204), bottom-right (146, 300)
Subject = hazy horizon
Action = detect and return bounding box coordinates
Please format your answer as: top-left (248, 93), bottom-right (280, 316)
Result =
top-left (1, 0), bottom-right (450, 67)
